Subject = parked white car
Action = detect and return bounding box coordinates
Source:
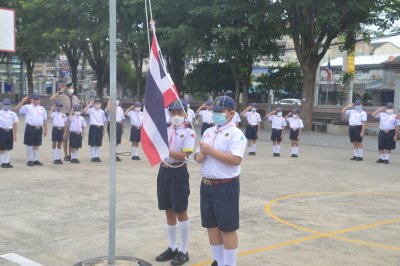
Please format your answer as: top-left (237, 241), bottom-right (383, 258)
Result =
top-left (278, 98), bottom-right (301, 105)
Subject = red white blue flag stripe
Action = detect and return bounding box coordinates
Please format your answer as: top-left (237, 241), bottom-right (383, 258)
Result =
top-left (141, 29), bottom-right (179, 166)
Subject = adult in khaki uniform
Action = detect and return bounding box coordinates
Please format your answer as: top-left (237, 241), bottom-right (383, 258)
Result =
top-left (50, 82), bottom-right (80, 161)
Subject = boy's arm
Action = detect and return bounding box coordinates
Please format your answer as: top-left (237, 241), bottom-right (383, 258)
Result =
top-left (284, 112), bottom-right (292, 119)
top-left (240, 106), bottom-right (250, 117)
top-left (16, 96), bottom-right (29, 112)
top-left (372, 107), bottom-right (385, 117)
top-left (198, 142), bottom-right (242, 166)
top-left (13, 122), bottom-right (17, 141)
top-left (265, 110), bottom-right (276, 118)
top-left (341, 103), bottom-right (353, 113)
top-left (196, 103), bottom-right (205, 114)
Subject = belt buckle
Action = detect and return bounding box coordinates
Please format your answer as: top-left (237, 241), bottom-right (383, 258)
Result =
top-left (203, 178), bottom-right (212, 186)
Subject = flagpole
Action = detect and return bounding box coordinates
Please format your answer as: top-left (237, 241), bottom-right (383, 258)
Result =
top-left (108, 0), bottom-right (117, 264)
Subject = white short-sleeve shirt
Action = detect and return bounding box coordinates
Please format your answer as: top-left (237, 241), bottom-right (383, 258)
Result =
top-left (50, 111), bottom-right (67, 127)
top-left (375, 112), bottom-right (397, 130)
top-left (106, 106), bottom-right (125, 122)
top-left (268, 115), bottom-right (286, 129)
top-left (245, 111), bottom-right (261, 126)
top-left (19, 104), bottom-right (47, 126)
top-left (286, 117), bottom-right (304, 130)
top-left (87, 108), bottom-right (107, 126)
top-left (69, 115), bottom-right (87, 133)
top-left (0, 110), bottom-right (19, 129)
top-left (199, 109), bottom-right (213, 124)
top-left (164, 125), bottom-right (195, 164)
top-left (346, 109), bottom-right (367, 126)
top-left (232, 112), bottom-right (241, 125)
top-left (187, 108), bottom-right (196, 122)
top-left (198, 123), bottom-right (246, 179)
top-left (127, 110), bottom-right (143, 128)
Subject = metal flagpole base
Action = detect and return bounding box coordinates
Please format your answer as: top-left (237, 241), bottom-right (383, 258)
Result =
top-left (74, 256), bottom-right (152, 266)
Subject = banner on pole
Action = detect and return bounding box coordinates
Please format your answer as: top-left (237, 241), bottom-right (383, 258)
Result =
top-left (0, 8), bottom-right (16, 53)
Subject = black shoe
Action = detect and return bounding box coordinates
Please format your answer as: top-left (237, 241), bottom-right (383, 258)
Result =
top-left (116, 156), bottom-right (121, 161)
top-left (249, 152), bottom-right (256, 155)
top-left (291, 154), bottom-right (296, 157)
top-left (33, 160), bottom-right (43, 166)
top-left (57, 159), bottom-right (63, 164)
top-left (71, 159), bottom-right (80, 163)
top-left (384, 160), bottom-right (389, 164)
top-left (376, 159), bottom-right (385, 163)
top-left (6, 163), bottom-right (13, 168)
top-left (53, 160), bottom-right (59, 164)
top-left (273, 153), bottom-right (277, 157)
top-left (350, 156), bottom-right (358, 160)
top-left (132, 156), bottom-right (139, 160)
top-left (276, 153), bottom-right (280, 157)
top-left (210, 261), bottom-right (218, 266)
top-left (1, 163), bottom-right (7, 168)
top-left (64, 155), bottom-right (71, 161)
top-left (171, 251), bottom-right (189, 266)
top-left (96, 157), bottom-right (102, 162)
top-left (356, 157), bottom-right (363, 161)
top-left (155, 247), bottom-right (177, 262)
top-left (91, 158), bottom-right (99, 162)
top-left (27, 161), bottom-right (35, 167)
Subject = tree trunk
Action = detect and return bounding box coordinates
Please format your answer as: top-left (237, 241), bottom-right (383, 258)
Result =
top-left (300, 61), bottom-right (318, 131)
top-left (83, 41), bottom-right (105, 97)
top-left (241, 71), bottom-right (251, 105)
top-left (131, 48), bottom-right (144, 101)
top-left (232, 67), bottom-right (241, 108)
top-left (166, 49), bottom-right (185, 95)
top-left (25, 59), bottom-right (34, 95)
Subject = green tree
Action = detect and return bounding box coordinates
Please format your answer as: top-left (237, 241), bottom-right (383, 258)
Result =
top-left (185, 61), bottom-right (235, 98)
top-left (272, 0), bottom-right (400, 130)
top-left (256, 62), bottom-right (303, 99)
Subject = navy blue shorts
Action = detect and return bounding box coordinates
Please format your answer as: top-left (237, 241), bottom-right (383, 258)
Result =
top-left (271, 128), bottom-right (282, 142)
top-left (23, 125), bottom-right (43, 146)
top-left (157, 165), bottom-right (190, 213)
top-left (107, 122), bottom-right (122, 144)
top-left (289, 129), bottom-right (300, 140)
top-left (245, 125), bottom-right (258, 140)
top-left (201, 123), bottom-right (214, 137)
top-left (130, 126), bottom-right (141, 142)
top-left (51, 127), bottom-right (64, 142)
top-left (378, 130), bottom-right (396, 150)
top-left (349, 125), bottom-right (363, 143)
top-left (0, 128), bottom-right (13, 150)
top-left (69, 132), bottom-right (82, 149)
top-left (200, 178), bottom-right (240, 232)
top-left (88, 125), bottom-right (104, 146)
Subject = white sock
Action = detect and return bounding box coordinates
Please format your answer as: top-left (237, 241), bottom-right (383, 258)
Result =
top-left (167, 224), bottom-right (177, 250)
top-left (58, 149), bottom-right (63, 159)
top-left (26, 146), bottom-right (34, 161)
top-left (353, 149), bottom-right (358, 157)
top-left (75, 150), bottom-right (79, 159)
top-left (252, 144), bottom-right (256, 152)
top-left (0, 153), bottom-right (4, 164)
top-left (291, 147), bottom-right (295, 154)
top-left (272, 146), bottom-right (276, 154)
top-left (90, 147), bottom-right (96, 158)
top-left (295, 147), bottom-right (299, 154)
top-left (52, 149), bottom-right (57, 160)
top-left (385, 154), bottom-right (390, 160)
top-left (131, 146), bottom-right (136, 156)
top-left (4, 151), bottom-right (10, 163)
top-left (95, 147), bottom-right (100, 158)
top-left (211, 244), bottom-right (224, 266)
top-left (358, 149), bottom-right (363, 158)
top-left (379, 154), bottom-right (385, 160)
top-left (33, 150), bottom-right (39, 161)
top-left (277, 145), bottom-right (281, 154)
top-left (224, 248), bottom-right (238, 266)
top-left (179, 220), bottom-right (190, 253)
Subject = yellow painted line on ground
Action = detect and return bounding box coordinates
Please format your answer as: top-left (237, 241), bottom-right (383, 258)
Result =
top-left (191, 192), bottom-right (400, 266)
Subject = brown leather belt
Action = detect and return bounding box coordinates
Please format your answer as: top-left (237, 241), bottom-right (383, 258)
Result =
top-left (53, 126), bottom-right (64, 130)
top-left (91, 125), bottom-right (103, 128)
top-left (202, 176), bottom-right (239, 186)
top-left (27, 124), bottom-right (42, 129)
top-left (161, 162), bottom-right (186, 168)
top-left (71, 131), bottom-right (81, 135)
top-left (381, 129), bottom-right (395, 134)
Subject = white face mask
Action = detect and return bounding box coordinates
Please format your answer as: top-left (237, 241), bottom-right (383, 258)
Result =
top-left (67, 88), bottom-right (74, 95)
top-left (170, 115), bottom-right (185, 127)
top-left (95, 103), bottom-right (101, 109)
top-left (293, 114), bottom-right (298, 118)
top-left (386, 109), bottom-right (394, 114)
top-left (251, 108), bottom-right (256, 112)
top-left (116, 100), bottom-right (120, 106)
top-left (277, 112), bottom-right (283, 117)
top-left (135, 107), bottom-right (141, 112)
top-left (354, 106), bottom-right (362, 112)
top-left (74, 111), bottom-right (81, 116)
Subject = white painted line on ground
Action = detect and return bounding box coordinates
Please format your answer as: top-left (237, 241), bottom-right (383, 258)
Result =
top-left (0, 253), bottom-right (43, 266)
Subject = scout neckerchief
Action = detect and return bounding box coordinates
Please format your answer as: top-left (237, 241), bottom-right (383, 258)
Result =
top-left (209, 121), bottom-right (236, 147)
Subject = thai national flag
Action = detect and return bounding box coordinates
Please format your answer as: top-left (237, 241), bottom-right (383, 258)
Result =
top-left (141, 29), bottom-right (179, 166)
top-left (325, 58), bottom-right (333, 81)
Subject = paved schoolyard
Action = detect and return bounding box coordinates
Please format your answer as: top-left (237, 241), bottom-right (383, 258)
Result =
top-left (0, 119), bottom-right (399, 266)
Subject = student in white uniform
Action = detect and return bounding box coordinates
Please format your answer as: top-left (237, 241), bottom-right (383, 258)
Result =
top-left (195, 96), bottom-right (246, 266)
top-left (67, 104), bottom-right (87, 163)
top-left (341, 99), bottom-right (367, 161)
top-left (196, 100), bottom-right (214, 136)
top-left (48, 100), bottom-right (67, 164)
top-left (106, 98), bottom-right (125, 161)
top-left (284, 108), bottom-right (304, 157)
top-left (16, 94), bottom-right (48, 167)
top-left (232, 112), bottom-right (241, 127)
top-left (84, 97), bottom-right (107, 162)
top-left (155, 100), bottom-right (195, 266)
top-left (266, 107), bottom-right (286, 157)
top-left (372, 102), bottom-right (399, 164)
top-left (186, 102), bottom-right (196, 128)
top-left (240, 103), bottom-right (261, 155)
top-left (0, 98), bottom-right (19, 168)
top-left (125, 101), bottom-right (143, 160)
